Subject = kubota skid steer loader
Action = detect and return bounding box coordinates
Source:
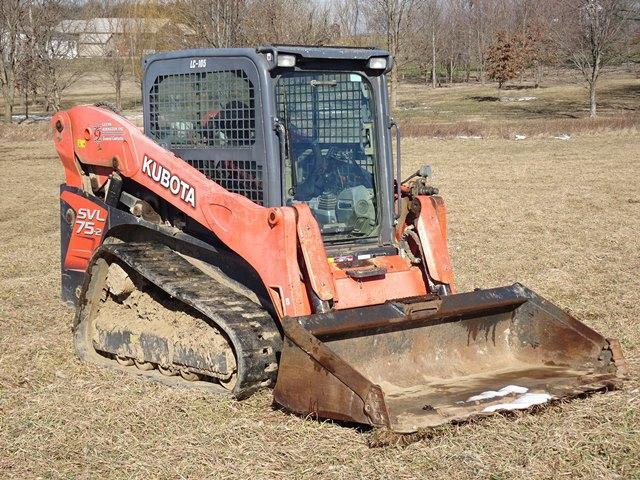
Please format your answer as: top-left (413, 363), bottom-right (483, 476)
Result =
top-left (53, 46), bottom-right (626, 433)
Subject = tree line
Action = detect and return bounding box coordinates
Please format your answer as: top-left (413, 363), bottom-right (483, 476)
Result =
top-left (0, 0), bottom-right (638, 123)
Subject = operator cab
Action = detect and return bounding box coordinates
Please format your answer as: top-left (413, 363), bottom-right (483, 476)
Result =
top-left (142, 46), bottom-right (396, 248)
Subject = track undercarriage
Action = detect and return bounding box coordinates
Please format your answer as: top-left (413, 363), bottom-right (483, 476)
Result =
top-left (74, 242), bottom-right (282, 398)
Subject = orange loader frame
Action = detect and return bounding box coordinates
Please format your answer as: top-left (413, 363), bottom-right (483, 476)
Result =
top-left (53, 105), bottom-right (455, 320)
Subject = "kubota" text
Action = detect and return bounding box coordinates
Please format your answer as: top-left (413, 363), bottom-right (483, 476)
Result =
top-left (142, 155), bottom-right (196, 208)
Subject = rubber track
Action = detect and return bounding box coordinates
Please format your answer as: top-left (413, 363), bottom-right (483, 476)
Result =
top-left (80, 242), bottom-right (282, 399)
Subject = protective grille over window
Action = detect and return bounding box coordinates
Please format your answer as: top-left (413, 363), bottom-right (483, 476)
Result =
top-left (148, 70), bottom-right (255, 149)
top-left (276, 72), bottom-right (365, 145)
top-left (275, 71), bottom-right (380, 241)
top-left (276, 72), bottom-right (374, 174)
top-left (148, 68), bottom-right (262, 204)
top-left (189, 159), bottom-right (263, 205)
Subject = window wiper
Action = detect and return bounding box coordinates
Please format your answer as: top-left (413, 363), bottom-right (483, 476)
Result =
top-left (310, 80), bottom-right (337, 87)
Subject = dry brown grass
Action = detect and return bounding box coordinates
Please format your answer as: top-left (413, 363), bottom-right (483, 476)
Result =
top-left (0, 122), bottom-right (51, 141)
top-left (401, 113), bottom-right (640, 139)
top-left (397, 72), bottom-right (640, 138)
top-left (1, 129), bottom-right (639, 478)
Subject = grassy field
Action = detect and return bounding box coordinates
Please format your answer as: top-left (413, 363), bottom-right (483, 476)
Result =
top-left (396, 71), bottom-right (639, 137)
top-left (57, 71), bottom-right (141, 113)
top-left (1, 69), bottom-right (639, 478)
top-left (7, 67), bottom-right (638, 128)
top-left (0, 120), bottom-right (638, 477)
top-left (397, 74), bottom-right (638, 121)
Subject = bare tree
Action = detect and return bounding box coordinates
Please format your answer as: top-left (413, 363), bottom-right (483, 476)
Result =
top-left (176, 0), bottom-right (247, 48)
top-left (416, 0), bottom-right (443, 88)
top-left (98, 16), bottom-right (132, 110)
top-left (123, 3), bottom-right (187, 86)
top-left (404, 0), bottom-right (443, 86)
top-left (15, 5), bottom-right (37, 118)
top-left (176, 0), bottom-right (334, 49)
top-left (553, 0), bottom-right (632, 117)
top-left (469, 0), bottom-right (490, 83)
top-left (106, 28), bottom-right (127, 109)
top-left (332, 0), bottom-right (367, 45)
top-left (20, 0), bottom-right (87, 112)
top-left (243, 0), bottom-right (334, 45)
top-left (0, 0), bottom-right (26, 123)
top-left (365, 0), bottom-right (417, 109)
top-left (449, 0), bottom-right (477, 82)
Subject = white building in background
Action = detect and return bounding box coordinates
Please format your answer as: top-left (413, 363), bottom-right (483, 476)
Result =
top-left (49, 32), bottom-right (78, 59)
top-left (54, 18), bottom-right (195, 58)
top-left (0, 26), bottom-right (77, 60)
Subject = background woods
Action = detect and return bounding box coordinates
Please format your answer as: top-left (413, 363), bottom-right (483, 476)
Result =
top-left (0, 0), bottom-right (638, 121)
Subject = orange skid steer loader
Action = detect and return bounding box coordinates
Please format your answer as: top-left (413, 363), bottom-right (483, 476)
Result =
top-left (53, 46), bottom-right (625, 433)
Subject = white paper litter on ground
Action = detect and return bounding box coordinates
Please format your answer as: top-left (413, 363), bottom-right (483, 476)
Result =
top-left (456, 135), bottom-right (483, 140)
top-left (482, 393), bottom-right (553, 413)
top-left (466, 385), bottom-right (529, 402)
top-left (499, 96), bottom-right (537, 102)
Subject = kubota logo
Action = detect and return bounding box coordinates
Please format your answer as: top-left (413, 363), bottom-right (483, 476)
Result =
top-left (142, 155), bottom-right (196, 208)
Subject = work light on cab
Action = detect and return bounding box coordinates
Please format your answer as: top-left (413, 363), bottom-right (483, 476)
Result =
top-left (367, 57), bottom-right (387, 70)
top-left (277, 54), bottom-right (296, 68)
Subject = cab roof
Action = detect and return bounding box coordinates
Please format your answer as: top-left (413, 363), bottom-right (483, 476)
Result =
top-left (258, 44), bottom-right (391, 61)
top-left (144, 45), bottom-right (392, 68)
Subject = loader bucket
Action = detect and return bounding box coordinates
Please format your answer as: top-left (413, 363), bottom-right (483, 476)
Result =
top-left (274, 284), bottom-right (625, 433)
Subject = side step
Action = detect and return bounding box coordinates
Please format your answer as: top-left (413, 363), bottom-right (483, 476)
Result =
top-left (274, 284), bottom-right (626, 433)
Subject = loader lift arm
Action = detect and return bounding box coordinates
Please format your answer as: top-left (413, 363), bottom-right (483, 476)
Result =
top-left (53, 105), bottom-right (321, 318)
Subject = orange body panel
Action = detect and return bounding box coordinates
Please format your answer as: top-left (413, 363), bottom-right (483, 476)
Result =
top-left (53, 112), bottom-right (83, 188)
top-left (415, 196), bottom-right (456, 291)
top-left (53, 106), bottom-right (313, 317)
top-left (61, 190), bottom-right (108, 271)
top-left (293, 203), bottom-right (336, 302)
top-left (330, 256), bottom-right (427, 310)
